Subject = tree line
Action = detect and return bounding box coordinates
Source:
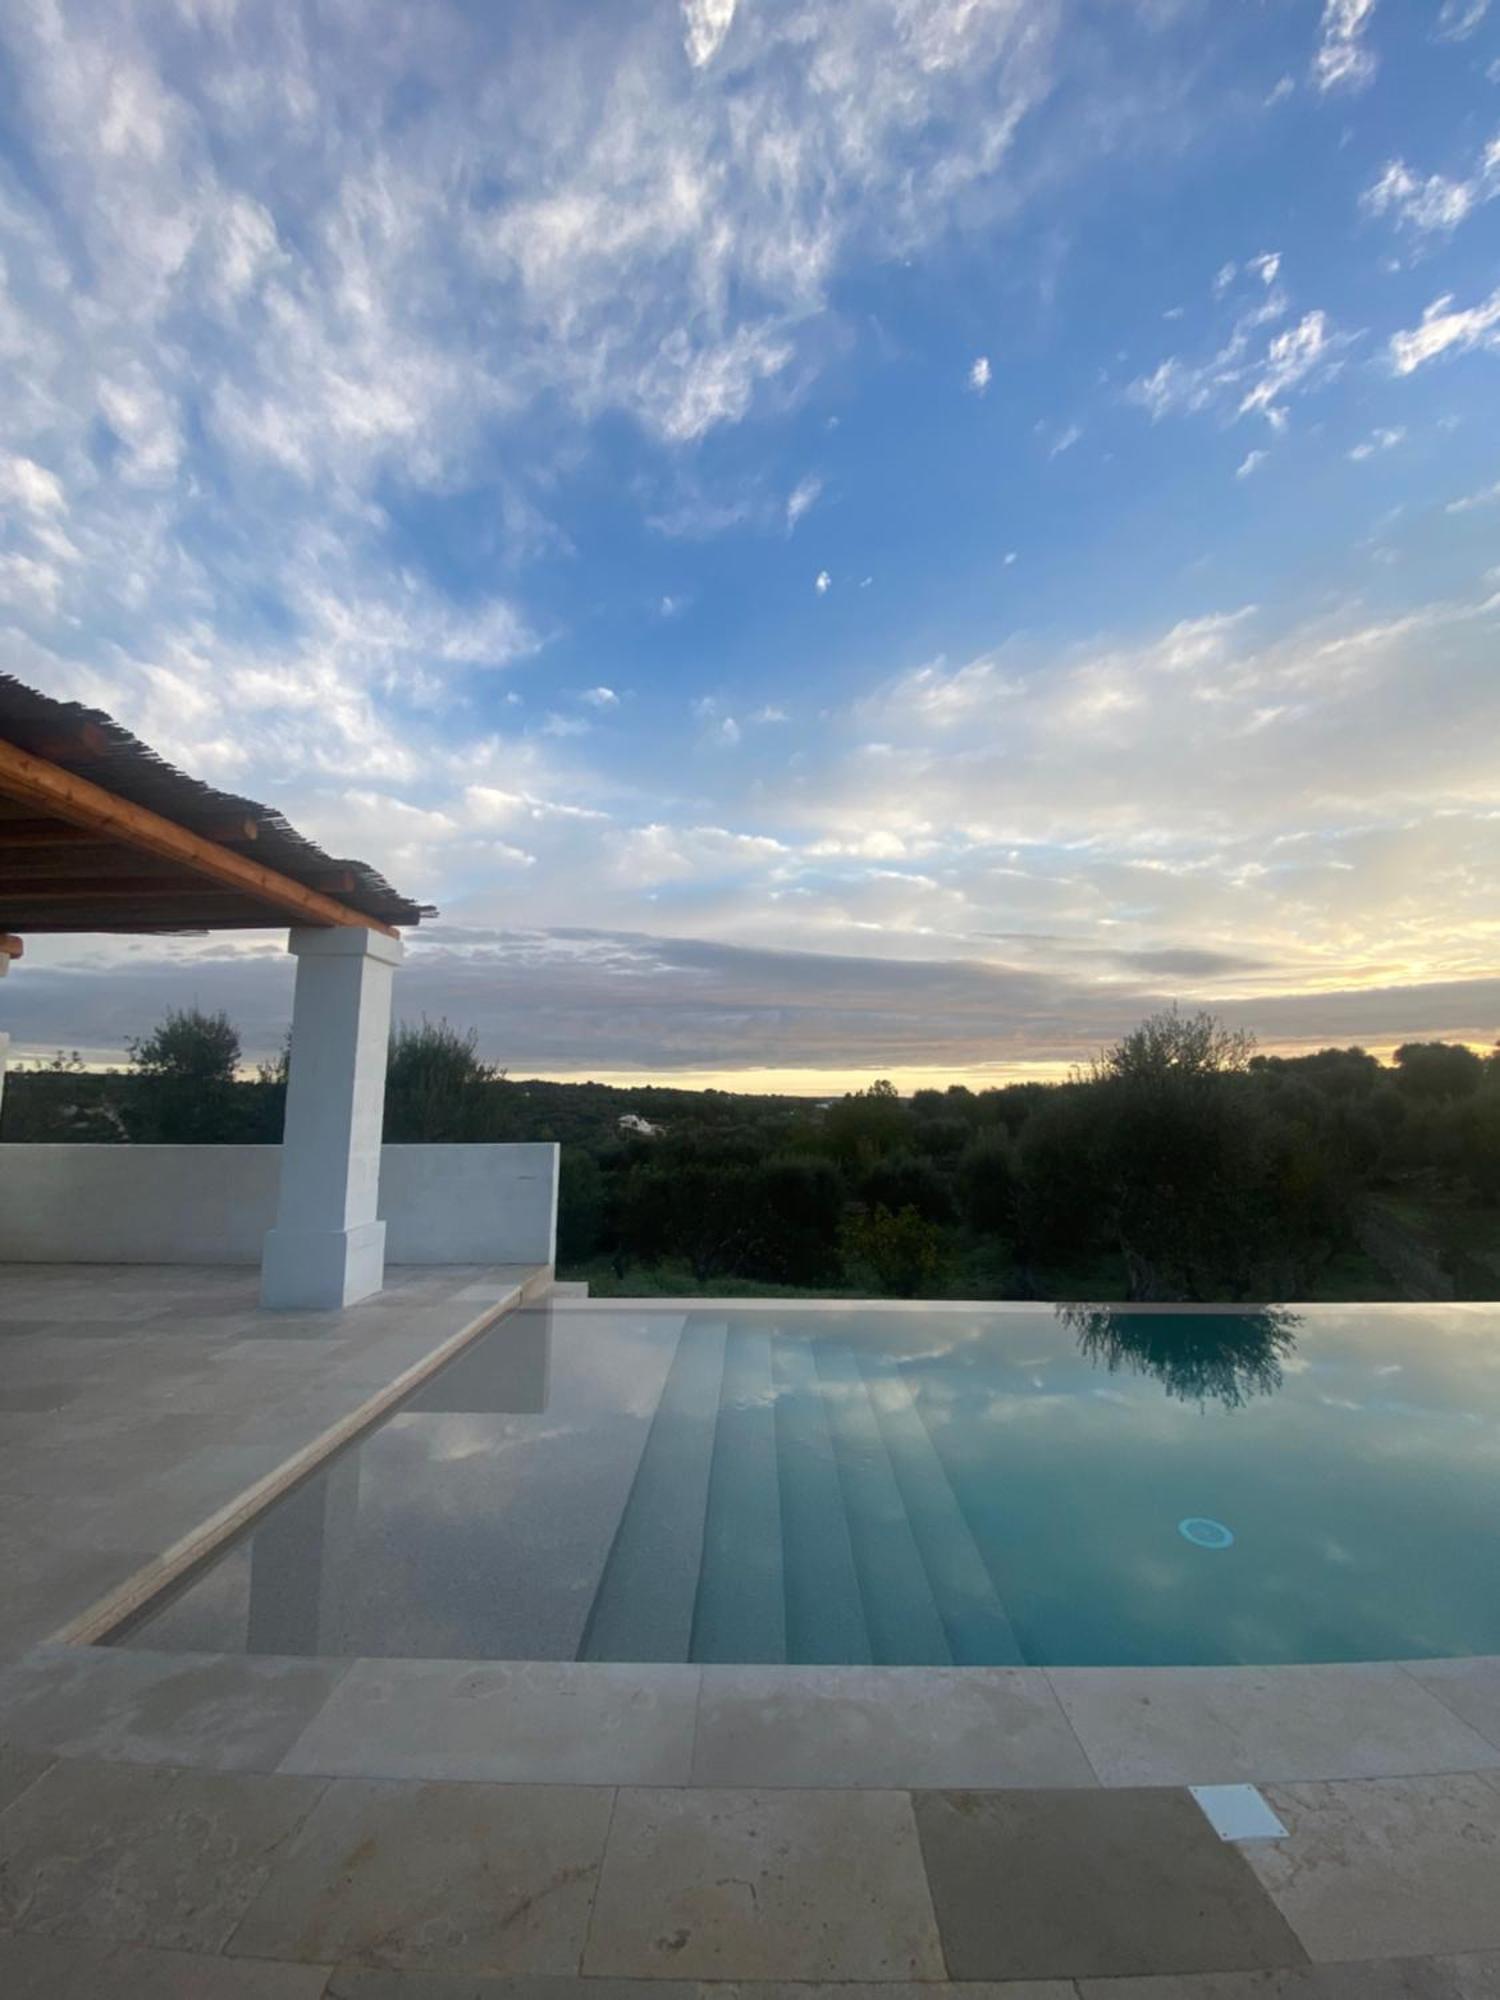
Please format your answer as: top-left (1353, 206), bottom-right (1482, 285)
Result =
top-left (4, 1006), bottom-right (1497, 1303)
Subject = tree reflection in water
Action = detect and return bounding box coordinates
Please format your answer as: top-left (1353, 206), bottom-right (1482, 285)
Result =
top-left (1058, 1303), bottom-right (1303, 1411)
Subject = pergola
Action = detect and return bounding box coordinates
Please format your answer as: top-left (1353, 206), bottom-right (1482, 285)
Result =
top-left (0, 673), bottom-right (435, 1309)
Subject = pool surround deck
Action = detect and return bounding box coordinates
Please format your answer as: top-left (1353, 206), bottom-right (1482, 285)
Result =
top-left (4, 1273), bottom-right (1500, 1993)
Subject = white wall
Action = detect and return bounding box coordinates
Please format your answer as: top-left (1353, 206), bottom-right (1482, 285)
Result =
top-left (380, 1144), bottom-right (558, 1266)
top-left (0, 1141), bottom-right (558, 1268)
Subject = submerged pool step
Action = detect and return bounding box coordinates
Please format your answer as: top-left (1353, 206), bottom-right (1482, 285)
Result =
top-left (814, 1342), bottom-right (952, 1666)
top-left (773, 1335), bottom-right (873, 1665)
top-left (692, 1325), bottom-right (788, 1663)
top-left (578, 1318), bottom-right (729, 1662)
top-left (857, 1350), bottom-right (1025, 1666)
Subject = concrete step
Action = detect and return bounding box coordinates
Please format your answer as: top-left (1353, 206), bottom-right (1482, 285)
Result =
top-left (857, 1349), bottom-right (1025, 1665)
top-left (692, 1326), bottom-right (787, 1663)
top-left (772, 1334), bottom-right (873, 1665)
top-left (578, 1318), bottom-right (728, 1662)
top-left (814, 1342), bottom-right (952, 1666)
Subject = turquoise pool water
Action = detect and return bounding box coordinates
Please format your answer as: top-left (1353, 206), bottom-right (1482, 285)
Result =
top-left (116, 1301), bottom-right (1500, 1666)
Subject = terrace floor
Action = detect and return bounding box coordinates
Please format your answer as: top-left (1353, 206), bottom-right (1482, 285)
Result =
top-left (0, 1262), bottom-right (548, 1660)
top-left (2, 1269), bottom-right (1500, 1996)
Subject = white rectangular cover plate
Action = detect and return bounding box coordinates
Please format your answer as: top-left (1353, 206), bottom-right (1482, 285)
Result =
top-left (1190, 1783), bottom-right (1289, 1842)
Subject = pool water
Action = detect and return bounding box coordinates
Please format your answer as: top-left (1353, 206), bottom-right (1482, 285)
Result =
top-left (115, 1301), bottom-right (1500, 1667)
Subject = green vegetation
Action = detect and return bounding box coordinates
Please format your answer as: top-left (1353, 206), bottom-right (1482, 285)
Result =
top-left (4, 1009), bottom-right (1497, 1304)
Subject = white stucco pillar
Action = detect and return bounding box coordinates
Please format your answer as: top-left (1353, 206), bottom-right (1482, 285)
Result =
top-left (260, 924), bottom-right (402, 1310)
top-left (0, 943), bottom-right (12, 1127)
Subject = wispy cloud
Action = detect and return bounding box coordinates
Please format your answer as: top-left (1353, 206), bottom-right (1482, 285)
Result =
top-left (968, 354), bottom-right (992, 394)
top-left (785, 474), bottom-right (823, 534)
top-left (1348, 427), bottom-right (1405, 461)
top-left (682, 0), bottom-right (738, 69)
top-left (815, 569), bottom-right (832, 594)
top-left (1389, 287), bottom-right (1500, 373)
top-left (1446, 479), bottom-right (1500, 512)
top-left (1313, 0), bottom-right (1378, 94)
top-left (1130, 277), bottom-right (1349, 433)
top-left (1363, 134), bottom-right (1500, 236)
top-left (1436, 0), bottom-right (1491, 41)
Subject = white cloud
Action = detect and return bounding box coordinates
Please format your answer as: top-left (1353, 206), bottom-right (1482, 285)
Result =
top-left (1249, 251), bottom-right (1282, 287)
top-left (1239, 311), bottom-right (1342, 420)
top-left (751, 704), bottom-right (789, 723)
top-left (1348, 427), bottom-right (1405, 461)
top-left (1236, 449), bottom-right (1268, 479)
top-left (1048, 423), bottom-right (1082, 458)
top-left (0, 452), bottom-right (66, 514)
top-left (1447, 480), bottom-right (1500, 512)
top-left (1131, 286), bottom-right (1348, 433)
top-left (580, 686), bottom-right (620, 707)
top-left (785, 474), bottom-right (823, 533)
top-left (1437, 0), bottom-right (1491, 40)
top-left (1363, 137), bottom-right (1500, 237)
top-left (1389, 288), bottom-right (1500, 374)
top-left (1265, 75), bottom-right (1295, 107)
top-left (682, 0), bottom-right (738, 69)
top-left (815, 569), bottom-right (832, 594)
top-left (1313, 0), bottom-right (1378, 93)
top-left (968, 354), bottom-right (992, 394)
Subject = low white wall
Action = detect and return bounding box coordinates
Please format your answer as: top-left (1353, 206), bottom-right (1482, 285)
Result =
top-left (0, 1141), bottom-right (558, 1268)
top-left (379, 1144), bottom-right (558, 1266)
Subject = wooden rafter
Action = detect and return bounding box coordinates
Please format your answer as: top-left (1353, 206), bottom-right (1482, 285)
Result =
top-left (0, 739), bottom-right (396, 936)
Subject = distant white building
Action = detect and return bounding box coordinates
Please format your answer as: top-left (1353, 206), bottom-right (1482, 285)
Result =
top-left (618, 1113), bottom-right (662, 1137)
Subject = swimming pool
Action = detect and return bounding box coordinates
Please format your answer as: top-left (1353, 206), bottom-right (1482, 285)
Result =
top-left (113, 1300), bottom-right (1500, 1667)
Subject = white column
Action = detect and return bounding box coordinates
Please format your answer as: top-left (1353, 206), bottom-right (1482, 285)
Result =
top-left (260, 924), bottom-right (402, 1310)
top-left (0, 944), bottom-right (11, 1127)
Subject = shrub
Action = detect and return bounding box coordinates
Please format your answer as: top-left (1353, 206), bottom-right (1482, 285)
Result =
top-left (859, 1151), bottom-right (954, 1224)
top-left (124, 1007), bottom-right (244, 1143)
top-left (839, 1203), bottom-right (946, 1296)
top-left (384, 1018), bottom-right (500, 1141)
top-left (958, 1128), bottom-right (1018, 1235)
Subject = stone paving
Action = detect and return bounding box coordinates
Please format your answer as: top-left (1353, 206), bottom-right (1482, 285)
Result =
top-left (2, 1752), bottom-right (1500, 1993)
top-left (0, 1263), bottom-right (547, 1660)
top-left (5, 1271), bottom-right (1500, 1995)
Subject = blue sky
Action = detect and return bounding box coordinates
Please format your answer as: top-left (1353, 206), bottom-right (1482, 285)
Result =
top-left (2, 0), bottom-right (1498, 1088)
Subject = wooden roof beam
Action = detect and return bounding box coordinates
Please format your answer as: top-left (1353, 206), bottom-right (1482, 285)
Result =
top-left (0, 814), bottom-right (259, 847)
top-left (0, 739), bottom-right (396, 936)
top-left (1, 879), bottom-right (265, 903)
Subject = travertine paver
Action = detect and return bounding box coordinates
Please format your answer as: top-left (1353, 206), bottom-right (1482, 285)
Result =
top-left (913, 1787), bottom-right (1307, 1982)
top-left (228, 1777), bottom-right (614, 1974)
top-left (330, 1981), bottom-right (1075, 1999)
top-left (1075, 1952), bottom-right (1500, 1995)
top-left (0, 1930), bottom-right (330, 1997)
top-left (583, 1787), bottom-right (944, 1981)
top-left (0, 1743), bottom-right (51, 1812)
top-left (1048, 1664), bottom-right (1500, 1787)
top-left (691, 1665), bottom-right (1098, 1790)
top-left (0, 1263), bottom-right (540, 1660)
top-left (1402, 1659), bottom-right (1500, 1754)
top-left (0, 1759), bottom-right (326, 1951)
top-left (1248, 1776), bottom-right (1500, 1963)
top-left (0, 1646), bottom-right (349, 1772)
top-left (279, 1657), bottom-right (697, 1785)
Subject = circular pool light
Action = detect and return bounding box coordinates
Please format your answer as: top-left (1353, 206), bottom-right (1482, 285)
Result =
top-left (1179, 1516), bottom-right (1235, 1550)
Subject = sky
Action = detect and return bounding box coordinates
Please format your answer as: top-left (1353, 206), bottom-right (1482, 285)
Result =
top-left (1, 0), bottom-right (1498, 1093)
